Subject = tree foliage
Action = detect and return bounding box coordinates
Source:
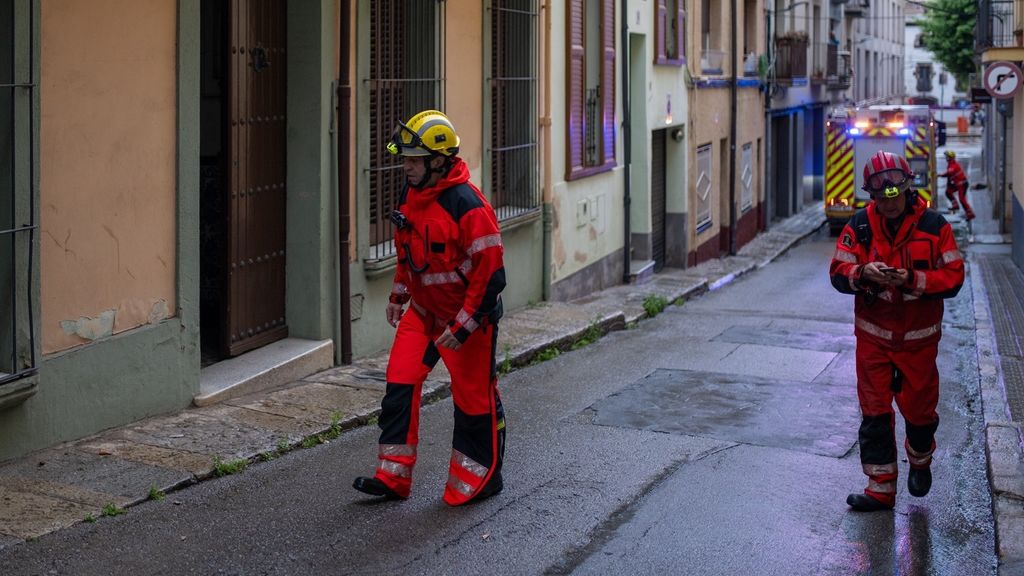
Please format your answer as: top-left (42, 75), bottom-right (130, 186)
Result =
top-left (918, 0), bottom-right (977, 85)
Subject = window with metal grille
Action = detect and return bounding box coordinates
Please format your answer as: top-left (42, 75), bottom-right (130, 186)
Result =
top-left (655, 0), bottom-right (686, 65)
top-left (367, 0), bottom-right (445, 261)
top-left (0, 0), bottom-right (38, 388)
top-left (696, 143), bottom-right (713, 232)
top-left (566, 0), bottom-right (616, 180)
top-left (491, 0), bottom-right (539, 221)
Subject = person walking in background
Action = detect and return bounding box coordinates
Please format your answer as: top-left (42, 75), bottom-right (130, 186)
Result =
top-left (829, 151), bottom-right (965, 512)
top-left (939, 150), bottom-right (975, 220)
top-left (352, 109), bottom-right (507, 506)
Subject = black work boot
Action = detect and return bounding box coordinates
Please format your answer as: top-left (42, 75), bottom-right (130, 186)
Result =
top-left (470, 472), bottom-right (503, 502)
top-left (908, 467), bottom-right (932, 497)
top-left (352, 476), bottom-right (403, 500)
top-left (846, 493), bottom-right (894, 512)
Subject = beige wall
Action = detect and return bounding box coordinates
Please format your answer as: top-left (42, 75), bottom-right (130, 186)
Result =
top-left (40, 0), bottom-right (177, 354)
top-left (446, 0), bottom-right (484, 176)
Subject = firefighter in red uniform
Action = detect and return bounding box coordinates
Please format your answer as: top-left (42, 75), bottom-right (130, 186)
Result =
top-left (938, 149), bottom-right (975, 220)
top-left (829, 151), bottom-right (965, 512)
top-left (353, 110), bottom-right (507, 506)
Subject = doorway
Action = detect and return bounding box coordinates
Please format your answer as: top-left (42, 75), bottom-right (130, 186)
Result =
top-left (200, 0), bottom-right (288, 365)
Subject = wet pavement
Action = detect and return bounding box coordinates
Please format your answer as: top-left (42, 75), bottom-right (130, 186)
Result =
top-left (1, 131), bottom-right (1022, 573)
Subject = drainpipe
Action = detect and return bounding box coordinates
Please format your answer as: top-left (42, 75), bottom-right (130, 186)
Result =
top-left (336, 0), bottom-right (353, 364)
top-left (621, 0), bottom-right (632, 283)
top-left (728, 0), bottom-right (738, 254)
top-left (541, 0), bottom-right (553, 300)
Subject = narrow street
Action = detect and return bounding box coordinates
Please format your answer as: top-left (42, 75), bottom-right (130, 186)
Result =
top-left (0, 227), bottom-right (996, 575)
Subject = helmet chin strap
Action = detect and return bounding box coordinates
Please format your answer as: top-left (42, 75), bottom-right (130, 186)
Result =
top-left (411, 155), bottom-right (452, 188)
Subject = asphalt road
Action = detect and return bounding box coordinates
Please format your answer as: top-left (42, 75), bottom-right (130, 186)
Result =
top-left (0, 229), bottom-right (997, 575)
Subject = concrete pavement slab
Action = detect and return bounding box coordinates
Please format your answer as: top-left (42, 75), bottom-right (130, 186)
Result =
top-left (72, 438), bottom-right (213, 478)
top-left (0, 484), bottom-right (100, 540)
top-left (0, 447), bottom-right (180, 502)
top-left (116, 410), bottom-right (281, 463)
top-left (589, 368), bottom-right (859, 457)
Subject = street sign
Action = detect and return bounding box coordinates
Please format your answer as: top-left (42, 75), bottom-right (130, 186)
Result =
top-left (971, 87), bottom-right (993, 104)
top-left (983, 61), bottom-right (1022, 100)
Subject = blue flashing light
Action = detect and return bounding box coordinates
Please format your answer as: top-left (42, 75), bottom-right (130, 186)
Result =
top-left (848, 127), bottom-right (861, 136)
top-left (898, 128), bottom-right (910, 136)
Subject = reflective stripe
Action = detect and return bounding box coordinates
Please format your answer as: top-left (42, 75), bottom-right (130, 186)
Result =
top-left (379, 460), bottom-right (412, 478)
top-left (856, 318), bottom-right (893, 340)
top-left (380, 444), bottom-right (417, 457)
top-left (392, 282), bottom-right (408, 296)
top-left (877, 290), bottom-right (894, 303)
top-left (904, 293), bottom-right (919, 301)
top-left (446, 473), bottom-right (475, 497)
top-left (906, 445), bottom-right (934, 467)
top-left (863, 462), bottom-right (897, 476)
top-left (410, 300), bottom-right (428, 317)
top-left (912, 270), bottom-right (926, 296)
top-left (833, 249), bottom-right (858, 264)
top-left (940, 250), bottom-right (961, 266)
top-left (458, 258), bottom-right (473, 275)
top-left (468, 234), bottom-right (502, 256)
top-left (906, 323), bottom-right (940, 340)
top-left (422, 271), bottom-right (463, 286)
top-left (846, 267), bottom-right (862, 291)
top-left (867, 479), bottom-right (896, 493)
top-left (455, 309), bottom-right (478, 333)
top-left (855, 319), bottom-right (940, 342)
top-left (451, 449), bottom-right (488, 478)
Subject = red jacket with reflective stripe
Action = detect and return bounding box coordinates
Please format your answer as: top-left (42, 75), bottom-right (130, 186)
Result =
top-left (829, 198), bottom-right (964, 349)
top-left (390, 158), bottom-right (506, 341)
top-left (940, 158), bottom-right (967, 187)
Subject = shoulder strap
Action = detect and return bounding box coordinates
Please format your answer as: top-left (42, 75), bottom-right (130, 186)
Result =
top-left (850, 210), bottom-right (872, 248)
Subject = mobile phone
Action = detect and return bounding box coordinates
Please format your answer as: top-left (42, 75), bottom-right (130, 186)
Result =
top-left (878, 266), bottom-right (899, 274)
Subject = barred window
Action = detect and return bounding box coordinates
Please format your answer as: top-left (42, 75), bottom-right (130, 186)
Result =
top-left (491, 0), bottom-right (539, 221)
top-left (740, 142), bottom-right (753, 212)
top-left (367, 0), bottom-right (445, 261)
top-left (0, 0), bottom-right (38, 389)
top-left (566, 0), bottom-right (616, 180)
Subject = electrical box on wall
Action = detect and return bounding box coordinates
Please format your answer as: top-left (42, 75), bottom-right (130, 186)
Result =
top-left (576, 199), bottom-right (589, 228)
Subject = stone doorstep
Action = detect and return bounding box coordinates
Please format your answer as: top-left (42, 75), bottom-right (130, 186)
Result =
top-left (194, 338), bottom-right (334, 407)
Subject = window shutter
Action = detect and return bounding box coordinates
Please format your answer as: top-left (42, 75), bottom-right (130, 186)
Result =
top-left (567, 1), bottom-right (585, 175)
top-left (601, 0), bottom-right (616, 166)
top-left (656, 0), bottom-right (667, 62)
top-left (677, 2), bottom-right (687, 64)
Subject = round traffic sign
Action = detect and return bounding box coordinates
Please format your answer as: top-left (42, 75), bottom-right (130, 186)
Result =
top-left (984, 61), bottom-right (1022, 100)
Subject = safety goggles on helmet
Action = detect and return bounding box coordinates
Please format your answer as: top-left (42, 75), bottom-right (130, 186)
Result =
top-left (386, 121), bottom-right (432, 157)
top-left (865, 168), bottom-right (909, 195)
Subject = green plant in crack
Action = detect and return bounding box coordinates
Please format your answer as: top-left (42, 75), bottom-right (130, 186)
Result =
top-left (84, 513), bottom-right (96, 523)
top-left (212, 457), bottom-right (249, 477)
top-left (148, 486), bottom-right (165, 501)
top-left (101, 503), bottom-right (125, 517)
top-left (571, 320), bottom-right (603, 350)
top-left (322, 412), bottom-right (344, 441)
top-left (498, 345), bottom-right (513, 375)
top-left (642, 294), bottom-right (669, 318)
top-left (533, 346), bottom-right (561, 364)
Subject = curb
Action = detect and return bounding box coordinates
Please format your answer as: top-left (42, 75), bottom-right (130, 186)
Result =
top-left (968, 248), bottom-right (1024, 573)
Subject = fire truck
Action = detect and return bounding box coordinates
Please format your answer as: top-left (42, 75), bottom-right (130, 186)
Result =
top-left (824, 104), bottom-right (938, 235)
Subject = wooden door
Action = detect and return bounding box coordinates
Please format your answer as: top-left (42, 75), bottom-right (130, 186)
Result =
top-left (225, 0), bottom-right (287, 357)
top-left (651, 129), bottom-right (667, 271)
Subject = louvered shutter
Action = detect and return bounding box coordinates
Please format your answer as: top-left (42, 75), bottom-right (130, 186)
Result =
top-left (676, 1), bottom-right (687, 64)
top-left (567, 1), bottom-right (585, 175)
top-left (656, 0), bottom-right (667, 62)
top-left (601, 0), bottom-right (616, 166)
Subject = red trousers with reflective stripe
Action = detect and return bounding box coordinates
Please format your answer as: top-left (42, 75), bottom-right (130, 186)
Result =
top-left (375, 305), bottom-right (503, 503)
top-left (855, 336), bottom-right (939, 504)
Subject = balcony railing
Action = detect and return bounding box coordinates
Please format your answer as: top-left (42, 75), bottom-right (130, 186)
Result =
top-left (701, 49), bottom-right (726, 74)
top-left (977, 0), bottom-right (1022, 50)
top-left (826, 47), bottom-right (852, 90)
top-left (775, 35), bottom-right (808, 81)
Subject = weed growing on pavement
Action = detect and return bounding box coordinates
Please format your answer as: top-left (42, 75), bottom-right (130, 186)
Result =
top-left (212, 457), bottom-right (249, 477)
top-left (84, 513), bottom-right (96, 523)
top-left (533, 346), bottom-right (561, 364)
top-left (101, 503), bottom-right (125, 517)
top-left (276, 438), bottom-right (291, 454)
top-left (642, 295), bottom-right (669, 317)
top-left (366, 415), bottom-right (379, 426)
top-left (571, 320), bottom-right (603, 350)
top-left (148, 486), bottom-right (165, 501)
top-left (498, 345), bottom-right (513, 375)
top-left (322, 412), bottom-right (344, 441)
top-left (301, 435), bottom-right (322, 449)
top-left (259, 451), bottom-right (276, 462)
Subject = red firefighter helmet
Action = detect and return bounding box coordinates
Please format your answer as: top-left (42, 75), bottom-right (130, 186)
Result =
top-left (862, 151), bottom-right (914, 198)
